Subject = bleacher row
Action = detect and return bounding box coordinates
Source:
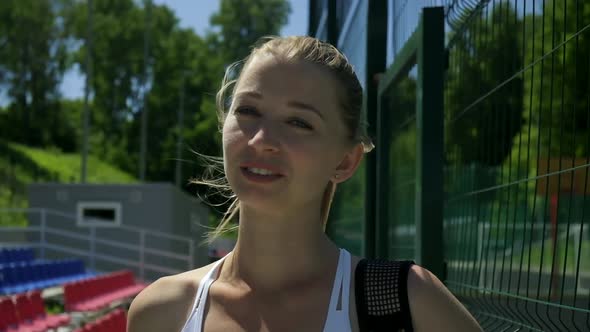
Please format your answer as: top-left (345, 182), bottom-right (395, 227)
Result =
top-left (0, 248), bottom-right (35, 265)
top-left (1, 259), bottom-right (91, 295)
top-left (73, 309), bottom-right (127, 332)
top-left (0, 247), bottom-right (147, 332)
top-left (1, 290), bottom-right (70, 332)
top-left (64, 271), bottom-right (146, 312)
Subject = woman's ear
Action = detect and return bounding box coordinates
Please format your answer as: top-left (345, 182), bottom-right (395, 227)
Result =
top-left (332, 143), bottom-right (365, 183)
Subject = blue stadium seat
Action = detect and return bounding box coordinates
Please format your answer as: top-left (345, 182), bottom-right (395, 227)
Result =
top-left (0, 249), bottom-right (7, 264)
top-left (0, 258), bottom-right (94, 295)
top-left (0, 247), bottom-right (36, 267)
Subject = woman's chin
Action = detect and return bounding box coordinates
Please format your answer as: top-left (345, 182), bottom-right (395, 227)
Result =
top-left (238, 193), bottom-right (278, 206)
top-left (236, 191), bottom-right (288, 212)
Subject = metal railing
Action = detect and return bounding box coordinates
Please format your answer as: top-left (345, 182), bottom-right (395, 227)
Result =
top-left (0, 208), bottom-right (195, 282)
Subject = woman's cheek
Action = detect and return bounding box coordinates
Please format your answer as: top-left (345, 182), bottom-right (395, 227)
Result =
top-left (222, 121), bottom-right (244, 150)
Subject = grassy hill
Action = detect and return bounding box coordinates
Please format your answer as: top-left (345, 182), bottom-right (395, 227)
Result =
top-left (0, 140), bottom-right (137, 226)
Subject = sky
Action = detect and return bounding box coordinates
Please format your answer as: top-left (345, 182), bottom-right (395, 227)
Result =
top-left (58, 0), bottom-right (308, 100)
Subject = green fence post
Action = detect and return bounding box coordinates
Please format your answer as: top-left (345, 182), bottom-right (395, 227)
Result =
top-left (376, 18), bottom-right (419, 261)
top-left (376, 91), bottom-right (391, 259)
top-left (326, 0), bottom-right (337, 45)
top-left (364, 0), bottom-right (388, 259)
top-left (416, 7), bottom-right (445, 279)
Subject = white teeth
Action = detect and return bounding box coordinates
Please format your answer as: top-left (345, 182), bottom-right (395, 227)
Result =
top-left (247, 167), bottom-right (275, 175)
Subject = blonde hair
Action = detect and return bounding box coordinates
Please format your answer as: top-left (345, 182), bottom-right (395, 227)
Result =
top-left (193, 36), bottom-right (374, 244)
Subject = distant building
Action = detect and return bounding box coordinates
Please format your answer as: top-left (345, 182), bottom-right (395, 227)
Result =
top-left (28, 183), bottom-right (209, 280)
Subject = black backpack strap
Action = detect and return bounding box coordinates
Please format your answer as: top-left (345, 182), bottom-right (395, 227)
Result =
top-left (355, 259), bottom-right (415, 332)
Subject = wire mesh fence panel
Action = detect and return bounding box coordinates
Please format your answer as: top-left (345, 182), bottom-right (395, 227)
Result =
top-left (384, 65), bottom-right (419, 260)
top-left (444, 0), bottom-right (590, 330)
top-left (325, 1), bottom-right (369, 256)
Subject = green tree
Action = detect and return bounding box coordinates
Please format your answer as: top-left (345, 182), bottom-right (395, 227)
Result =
top-left (496, 0), bottom-right (590, 220)
top-left (0, 0), bottom-right (71, 148)
top-left (521, 0), bottom-right (590, 160)
top-left (64, 0), bottom-right (149, 171)
top-left (62, 0), bottom-right (291, 189)
top-left (63, 1), bottom-right (211, 182)
top-left (445, 2), bottom-right (524, 170)
top-left (209, 0), bottom-right (291, 64)
top-left (444, 1), bottom-right (525, 209)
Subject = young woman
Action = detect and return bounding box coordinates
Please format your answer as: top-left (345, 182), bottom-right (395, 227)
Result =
top-left (127, 36), bottom-right (482, 332)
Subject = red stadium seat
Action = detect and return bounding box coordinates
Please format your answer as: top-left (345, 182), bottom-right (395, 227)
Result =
top-left (28, 290), bottom-right (70, 329)
top-left (64, 270), bottom-right (147, 312)
top-left (0, 297), bottom-right (18, 331)
top-left (14, 293), bottom-right (47, 332)
top-left (74, 309), bottom-right (127, 332)
top-left (0, 292), bottom-right (71, 332)
top-left (1, 295), bottom-right (39, 332)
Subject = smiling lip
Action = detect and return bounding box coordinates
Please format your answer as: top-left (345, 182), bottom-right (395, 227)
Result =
top-left (239, 162), bottom-right (284, 176)
top-left (239, 162), bottom-right (285, 183)
top-left (240, 168), bottom-right (284, 183)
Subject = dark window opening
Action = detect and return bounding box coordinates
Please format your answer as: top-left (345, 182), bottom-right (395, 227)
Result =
top-left (83, 208), bottom-right (116, 223)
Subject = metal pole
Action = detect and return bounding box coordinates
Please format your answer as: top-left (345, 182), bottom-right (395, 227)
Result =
top-left (478, 223), bottom-right (484, 289)
top-left (139, 0), bottom-right (151, 181)
top-left (89, 227), bottom-right (96, 271)
top-left (81, 0), bottom-right (93, 183)
top-left (415, 7), bottom-right (445, 279)
top-left (188, 238), bottom-right (194, 269)
top-left (139, 230), bottom-right (146, 280)
top-left (175, 72), bottom-right (186, 187)
top-left (40, 209), bottom-right (46, 260)
top-left (364, 0), bottom-right (388, 258)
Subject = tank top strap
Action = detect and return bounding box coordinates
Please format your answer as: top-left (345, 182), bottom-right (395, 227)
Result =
top-left (180, 254), bottom-right (229, 332)
top-left (340, 248), bottom-right (351, 311)
top-left (327, 248), bottom-right (345, 313)
top-left (323, 248), bottom-right (352, 332)
top-left (182, 249), bottom-right (353, 332)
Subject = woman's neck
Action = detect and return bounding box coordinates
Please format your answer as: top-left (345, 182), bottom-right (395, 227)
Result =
top-left (218, 204), bottom-right (340, 295)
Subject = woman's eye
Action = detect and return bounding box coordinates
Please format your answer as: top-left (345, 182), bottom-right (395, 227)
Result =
top-left (234, 106), bottom-right (259, 116)
top-left (288, 118), bottom-right (313, 130)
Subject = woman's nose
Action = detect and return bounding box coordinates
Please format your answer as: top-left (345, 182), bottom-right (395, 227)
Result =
top-left (248, 124), bottom-right (280, 153)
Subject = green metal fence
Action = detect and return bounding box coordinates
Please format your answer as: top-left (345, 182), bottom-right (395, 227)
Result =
top-left (312, 0), bottom-right (589, 329)
top-left (377, 7), bottom-right (445, 280)
top-left (381, 0), bottom-right (590, 330)
top-left (443, 1), bottom-right (590, 330)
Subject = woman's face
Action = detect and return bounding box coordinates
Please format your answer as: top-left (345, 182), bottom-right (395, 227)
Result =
top-left (222, 53), bottom-right (353, 213)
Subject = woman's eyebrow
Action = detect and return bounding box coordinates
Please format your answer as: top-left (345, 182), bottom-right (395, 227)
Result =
top-left (235, 91), bottom-right (262, 99)
top-left (235, 91), bottom-right (324, 120)
top-left (287, 100), bottom-right (324, 120)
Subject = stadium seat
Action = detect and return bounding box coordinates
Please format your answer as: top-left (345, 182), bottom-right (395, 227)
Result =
top-left (13, 293), bottom-right (46, 332)
top-left (73, 308), bottom-right (127, 332)
top-left (0, 248), bottom-right (35, 266)
top-left (0, 291), bottom-right (71, 332)
top-left (0, 259), bottom-right (92, 295)
top-left (29, 290), bottom-right (70, 329)
top-left (64, 271), bottom-right (146, 312)
top-left (0, 295), bottom-right (38, 332)
top-left (0, 297), bottom-right (19, 331)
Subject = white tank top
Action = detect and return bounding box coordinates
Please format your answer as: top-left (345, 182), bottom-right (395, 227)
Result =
top-left (180, 248), bottom-right (352, 332)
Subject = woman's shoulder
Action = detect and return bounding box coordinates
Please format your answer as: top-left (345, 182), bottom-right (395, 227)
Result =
top-left (353, 258), bottom-right (481, 331)
top-left (127, 261), bottom-right (219, 332)
top-left (406, 265), bottom-right (483, 331)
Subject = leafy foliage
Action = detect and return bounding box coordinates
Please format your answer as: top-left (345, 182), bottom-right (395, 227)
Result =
top-left (0, 0), bottom-right (292, 224)
top-left (1, 0), bottom-right (290, 179)
top-left (0, 0), bottom-right (72, 148)
top-left (445, 3), bottom-right (524, 168)
top-left (210, 0), bottom-right (291, 64)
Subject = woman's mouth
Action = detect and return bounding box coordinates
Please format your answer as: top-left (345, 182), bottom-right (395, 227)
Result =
top-left (240, 167), bottom-right (284, 183)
